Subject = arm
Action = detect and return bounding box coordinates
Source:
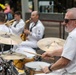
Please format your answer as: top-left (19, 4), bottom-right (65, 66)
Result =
top-left (43, 36), bottom-right (76, 73)
top-left (43, 57), bottom-right (70, 73)
top-left (42, 48), bottom-right (63, 60)
top-left (11, 21), bottom-right (25, 33)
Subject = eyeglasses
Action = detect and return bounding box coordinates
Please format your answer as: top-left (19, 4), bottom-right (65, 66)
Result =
top-left (64, 19), bottom-right (76, 23)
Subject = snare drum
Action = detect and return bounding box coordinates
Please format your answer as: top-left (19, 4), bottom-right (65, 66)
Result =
top-left (13, 47), bottom-right (36, 69)
top-left (25, 61), bottom-right (50, 75)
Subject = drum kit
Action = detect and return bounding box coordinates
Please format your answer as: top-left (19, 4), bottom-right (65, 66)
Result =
top-left (0, 31), bottom-right (65, 75)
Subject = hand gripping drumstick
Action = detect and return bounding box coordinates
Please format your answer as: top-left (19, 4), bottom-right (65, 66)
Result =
top-left (24, 50), bottom-right (55, 61)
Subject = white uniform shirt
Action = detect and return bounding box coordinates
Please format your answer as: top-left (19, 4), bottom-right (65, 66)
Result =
top-left (10, 19), bottom-right (25, 36)
top-left (61, 28), bottom-right (76, 73)
top-left (17, 20), bottom-right (45, 48)
top-left (28, 20), bottom-right (45, 42)
top-left (0, 24), bottom-right (13, 33)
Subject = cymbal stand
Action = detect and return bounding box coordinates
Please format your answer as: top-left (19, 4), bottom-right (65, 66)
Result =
top-left (4, 60), bottom-right (18, 75)
top-left (1, 59), bottom-right (18, 75)
top-left (1, 44), bottom-right (4, 54)
top-left (9, 39), bottom-right (13, 54)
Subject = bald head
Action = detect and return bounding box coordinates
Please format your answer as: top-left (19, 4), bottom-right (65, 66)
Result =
top-left (31, 11), bottom-right (39, 16)
top-left (31, 11), bottom-right (39, 22)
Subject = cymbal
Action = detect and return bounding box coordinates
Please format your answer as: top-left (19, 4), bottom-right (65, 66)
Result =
top-left (1, 52), bottom-right (26, 60)
top-left (0, 31), bottom-right (22, 45)
top-left (37, 37), bottom-right (65, 51)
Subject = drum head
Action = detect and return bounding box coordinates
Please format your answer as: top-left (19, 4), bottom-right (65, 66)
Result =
top-left (25, 61), bottom-right (50, 71)
top-left (14, 47), bottom-right (36, 58)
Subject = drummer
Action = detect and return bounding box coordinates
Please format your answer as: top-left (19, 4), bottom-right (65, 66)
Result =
top-left (38, 8), bottom-right (76, 75)
top-left (14, 11), bottom-right (45, 50)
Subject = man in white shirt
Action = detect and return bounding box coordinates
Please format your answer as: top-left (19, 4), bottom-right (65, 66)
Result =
top-left (12, 11), bottom-right (45, 70)
top-left (14, 11), bottom-right (45, 49)
top-left (0, 12), bottom-right (13, 52)
top-left (38, 8), bottom-right (76, 75)
top-left (0, 12), bottom-right (12, 33)
top-left (9, 11), bottom-right (25, 36)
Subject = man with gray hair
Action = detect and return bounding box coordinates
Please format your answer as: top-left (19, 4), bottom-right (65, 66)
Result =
top-left (36, 8), bottom-right (76, 75)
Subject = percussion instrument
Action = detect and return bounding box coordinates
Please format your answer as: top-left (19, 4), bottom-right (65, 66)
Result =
top-left (25, 61), bottom-right (50, 75)
top-left (13, 47), bottom-right (36, 69)
top-left (37, 37), bottom-right (65, 51)
top-left (0, 31), bottom-right (22, 45)
top-left (1, 52), bottom-right (26, 60)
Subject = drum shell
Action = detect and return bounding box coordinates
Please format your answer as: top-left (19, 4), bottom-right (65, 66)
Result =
top-left (25, 66), bottom-right (43, 75)
top-left (13, 47), bottom-right (36, 69)
top-left (13, 58), bottom-right (35, 70)
top-left (25, 61), bottom-right (50, 75)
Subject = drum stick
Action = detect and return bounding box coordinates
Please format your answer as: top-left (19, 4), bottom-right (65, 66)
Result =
top-left (39, 65), bottom-right (44, 72)
top-left (24, 50), bottom-right (55, 60)
top-left (24, 50), bottom-right (42, 56)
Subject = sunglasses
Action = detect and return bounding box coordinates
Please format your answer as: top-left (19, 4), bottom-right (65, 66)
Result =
top-left (64, 19), bottom-right (76, 23)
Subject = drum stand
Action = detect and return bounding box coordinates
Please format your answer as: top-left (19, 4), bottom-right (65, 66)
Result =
top-left (0, 58), bottom-right (18, 75)
top-left (0, 45), bottom-right (18, 75)
top-left (4, 60), bottom-right (18, 75)
top-left (1, 44), bottom-right (4, 54)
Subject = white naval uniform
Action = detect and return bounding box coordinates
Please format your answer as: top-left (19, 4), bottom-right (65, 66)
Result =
top-left (10, 19), bottom-right (25, 36)
top-left (20, 20), bottom-right (45, 48)
top-left (0, 24), bottom-right (13, 33)
top-left (18, 20), bottom-right (45, 48)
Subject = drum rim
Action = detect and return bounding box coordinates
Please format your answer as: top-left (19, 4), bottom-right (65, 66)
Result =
top-left (25, 61), bottom-right (50, 71)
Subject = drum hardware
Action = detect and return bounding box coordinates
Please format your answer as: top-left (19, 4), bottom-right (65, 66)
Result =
top-left (0, 53), bottom-right (26, 75)
top-left (37, 37), bottom-right (65, 51)
top-left (0, 44), bottom-right (4, 54)
top-left (24, 67), bottom-right (35, 75)
top-left (2, 60), bottom-right (18, 75)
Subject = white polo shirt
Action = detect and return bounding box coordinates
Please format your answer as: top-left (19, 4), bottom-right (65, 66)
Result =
top-left (61, 28), bottom-right (76, 73)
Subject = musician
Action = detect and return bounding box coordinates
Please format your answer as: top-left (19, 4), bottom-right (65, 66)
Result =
top-left (0, 12), bottom-right (12, 33)
top-left (14, 11), bottom-right (45, 50)
top-left (37, 8), bottom-right (76, 75)
top-left (0, 12), bottom-right (13, 51)
top-left (9, 11), bottom-right (25, 36)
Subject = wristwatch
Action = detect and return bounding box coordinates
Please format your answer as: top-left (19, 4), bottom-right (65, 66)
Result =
top-left (48, 65), bottom-right (52, 72)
